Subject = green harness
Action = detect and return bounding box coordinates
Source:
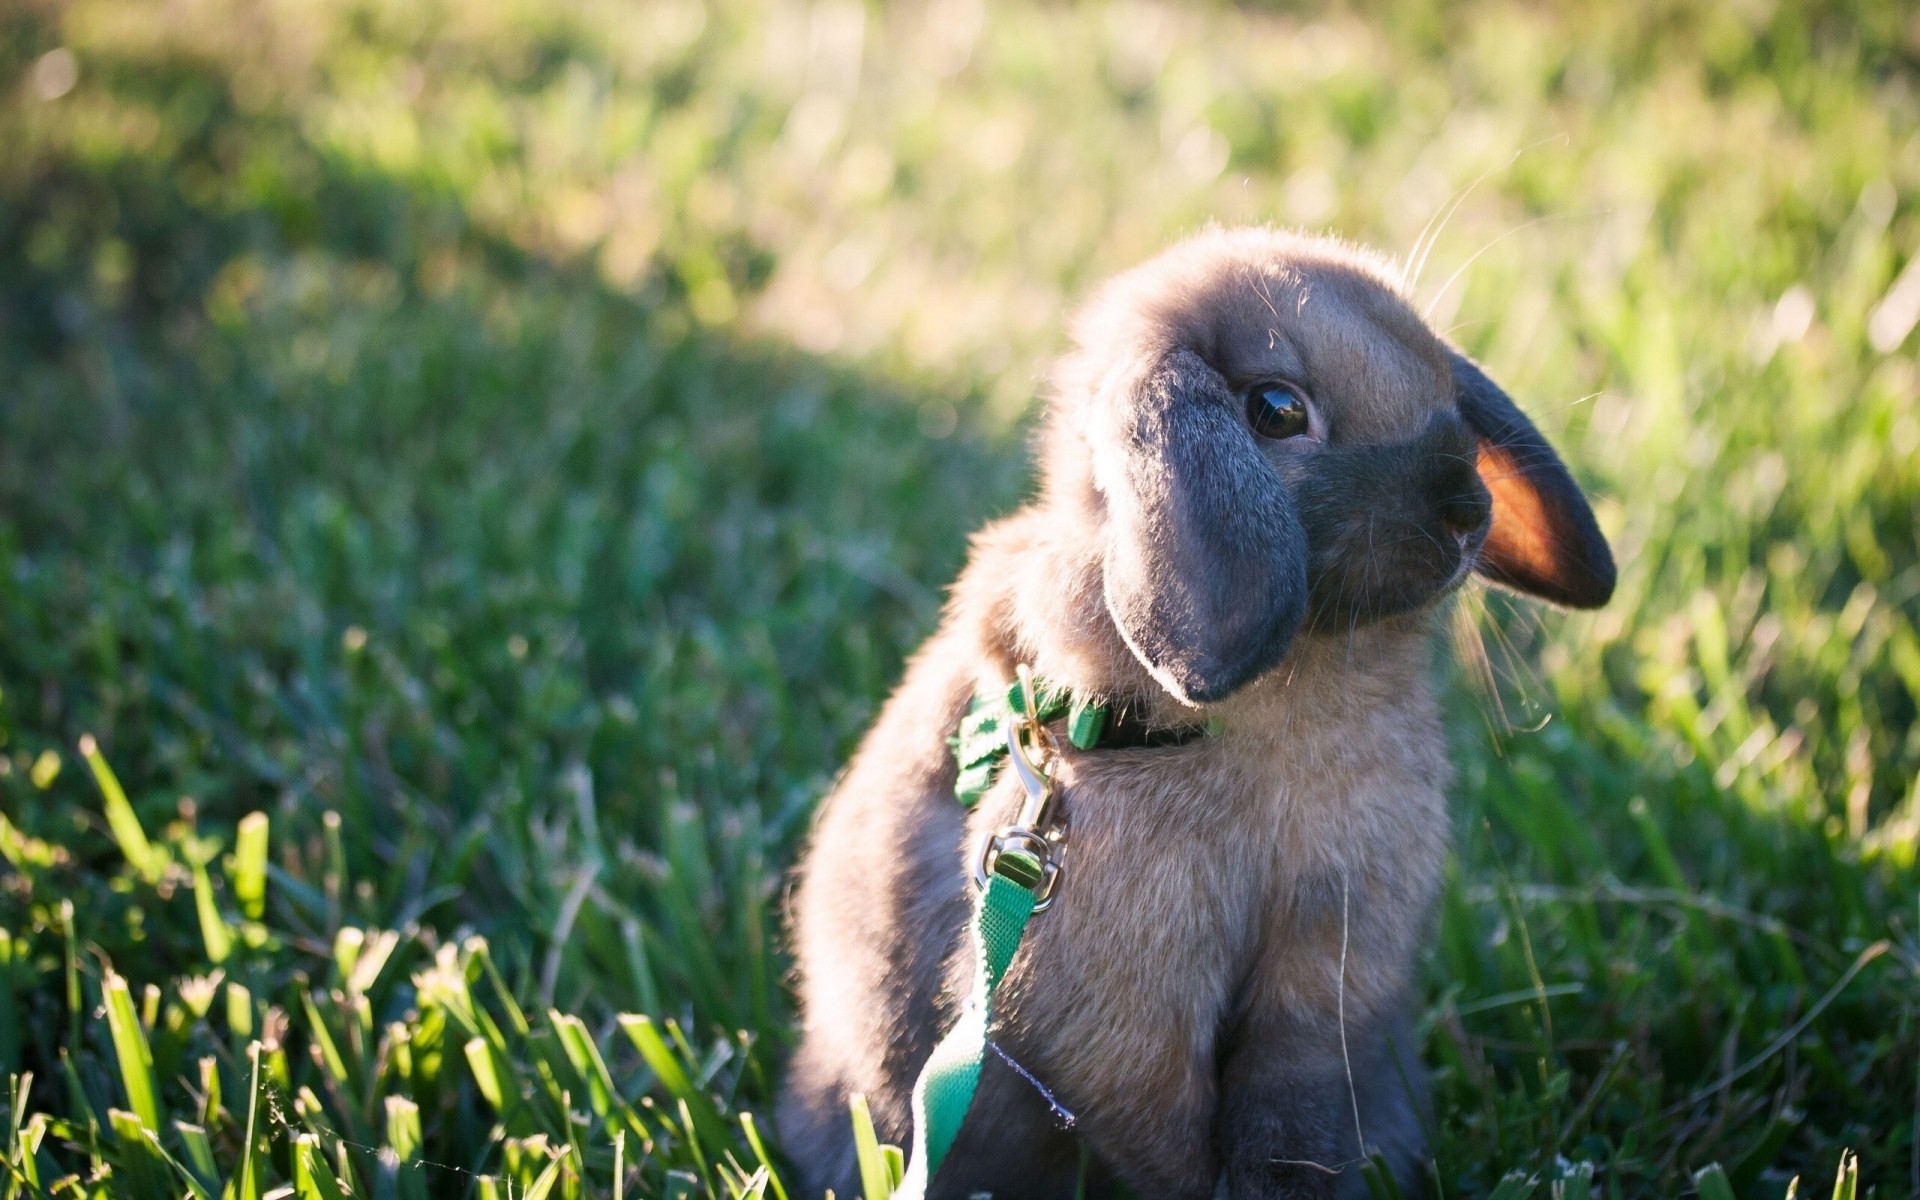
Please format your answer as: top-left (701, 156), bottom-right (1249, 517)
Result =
top-left (951, 676), bottom-right (1109, 807)
top-left (895, 669), bottom-right (1217, 1193)
top-left (896, 669), bottom-right (1108, 1196)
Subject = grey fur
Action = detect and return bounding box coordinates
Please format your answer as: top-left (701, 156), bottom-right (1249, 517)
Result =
top-left (779, 227), bottom-right (1611, 1199)
top-left (1099, 348), bottom-right (1310, 705)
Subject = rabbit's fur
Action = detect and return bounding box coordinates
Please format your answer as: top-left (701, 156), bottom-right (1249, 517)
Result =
top-left (778, 228), bottom-right (1614, 1199)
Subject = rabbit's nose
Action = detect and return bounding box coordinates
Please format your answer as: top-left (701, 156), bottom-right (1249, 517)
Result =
top-left (1443, 491), bottom-right (1482, 537)
top-left (1438, 488), bottom-right (1491, 539)
top-left (1419, 412), bottom-right (1492, 537)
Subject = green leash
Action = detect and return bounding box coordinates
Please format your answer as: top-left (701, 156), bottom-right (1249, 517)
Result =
top-left (897, 871), bottom-right (1038, 1192)
top-left (896, 668), bottom-right (1105, 1196)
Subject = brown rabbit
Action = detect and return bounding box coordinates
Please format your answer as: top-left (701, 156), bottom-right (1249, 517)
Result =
top-left (777, 227), bottom-right (1614, 1199)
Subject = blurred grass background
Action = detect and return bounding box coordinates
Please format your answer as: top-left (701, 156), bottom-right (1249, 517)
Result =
top-left (1, 0), bottom-right (1918, 1196)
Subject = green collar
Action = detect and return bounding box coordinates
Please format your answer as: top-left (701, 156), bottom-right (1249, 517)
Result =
top-left (949, 674), bottom-right (1213, 808)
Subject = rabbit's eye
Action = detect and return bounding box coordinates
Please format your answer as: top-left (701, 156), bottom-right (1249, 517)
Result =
top-left (1247, 383), bottom-right (1313, 440)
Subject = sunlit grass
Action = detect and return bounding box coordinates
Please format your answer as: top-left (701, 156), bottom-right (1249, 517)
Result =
top-left (2, 0), bottom-right (1917, 1195)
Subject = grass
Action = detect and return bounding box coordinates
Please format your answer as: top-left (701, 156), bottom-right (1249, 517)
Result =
top-left (1, 0), bottom-right (1917, 1195)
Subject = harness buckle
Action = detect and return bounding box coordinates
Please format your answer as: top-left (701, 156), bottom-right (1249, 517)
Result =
top-left (972, 714), bottom-right (1069, 911)
top-left (975, 827), bottom-right (1064, 908)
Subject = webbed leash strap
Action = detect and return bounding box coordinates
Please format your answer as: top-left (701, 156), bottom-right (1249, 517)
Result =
top-left (897, 871), bottom-right (1037, 1197)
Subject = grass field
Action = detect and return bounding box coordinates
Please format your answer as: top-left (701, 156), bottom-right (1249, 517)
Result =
top-left (2, 0), bottom-right (1918, 1196)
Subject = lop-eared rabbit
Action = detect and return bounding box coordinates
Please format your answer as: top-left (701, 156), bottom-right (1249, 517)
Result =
top-left (780, 228), bottom-right (1614, 1198)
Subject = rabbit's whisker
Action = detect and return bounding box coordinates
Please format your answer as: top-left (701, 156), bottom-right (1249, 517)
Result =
top-left (1337, 871), bottom-right (1368, 1161)
top-left (1402, 134), bottom-right (1565, 293)
top-left (1453, 587), bottom-right (1512, 737)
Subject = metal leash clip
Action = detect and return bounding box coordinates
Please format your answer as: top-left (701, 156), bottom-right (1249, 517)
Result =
top-left (972, 666), bottom-right (1070, 911)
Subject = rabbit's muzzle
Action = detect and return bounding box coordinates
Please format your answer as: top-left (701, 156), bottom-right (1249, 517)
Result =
top-left (1288, 411), bottom-right (1492, 630)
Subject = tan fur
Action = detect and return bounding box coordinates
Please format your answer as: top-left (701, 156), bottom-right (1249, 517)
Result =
top-left (781, 227), bottom-right (1604, 1198)
top-left (971, 617), bottom-right (1447, 1192)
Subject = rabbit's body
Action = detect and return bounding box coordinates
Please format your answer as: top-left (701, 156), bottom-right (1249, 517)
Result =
top-left (783, 563), bottom-right (1445, 1197)
top-left (780, 229), bottom-right (1613, 1198)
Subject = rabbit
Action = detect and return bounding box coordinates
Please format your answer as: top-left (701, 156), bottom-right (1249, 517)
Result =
top-left (777, 227), bottom-right (1614, 1199)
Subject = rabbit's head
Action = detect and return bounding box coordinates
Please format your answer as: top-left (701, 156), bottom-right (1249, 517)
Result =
top-left (1039, 228), bottom-right (1614, 707)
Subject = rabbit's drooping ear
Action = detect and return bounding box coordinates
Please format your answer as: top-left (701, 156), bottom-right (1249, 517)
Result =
top-left (1450, 352), bottom-right (1615, 609)
top-left (1095, 349), bottom-right (1310, 705)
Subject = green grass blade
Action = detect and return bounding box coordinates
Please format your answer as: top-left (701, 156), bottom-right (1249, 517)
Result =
top-left (293, 1134), bottom-right (348, 1200)
top-left (173, 1122), bottom-right (217, 1187)
top-left (56, 1050), bottom-right (97, 1135)
top-left (473, 940), bottom-right (534, 1039)
top-left (521, 1151), bottom-right (567, 1200)
top-left (1828, 1150), bottom-right (1857, 1200)
top-left (385, 1094), bottom-right (426, 1200)
top-left (236, 1042), bottom-right (264, 1200)
top-left (1554, 1161), bottom-right (1594, 1200)
top-left (613, 1127), bottom-right (625, 1200)
top-left (193, 1059), bottom-right (220, 1131)
top-left (11, 1111), bottom-right (48, 1194)
top-left (615, 1015), bottom-right (730, 1147)
top-left (848, 1094), bottom-right (892, 1200)
top-left (1486, 1169), bottom-right (1537, 1200)
top-left (677, 1097), bottom-right (716, 1192)
top-left (739, 1112), bottom-right (789, 1200)
top-left (226, 981), bottom-right (254, 1042)
top-left (548, 1011), bottom-right (618, 1120)
top-left (7, 1072), bottom-right (28, 1146)
top-left (191, 862), bottom-right (233, 965)
top-left (301, 992), bottom-right (352, 1087)
top-left (385, 1095), bottom-right (422, 1163)
top-left (78, 736), bottom-right (165, 885)
top-left (1693, 1164), bottom-right (1736, 1200)
top-left (331, 927), bottom-right (365, 986)
top-left (142, 1123), bottom-right (218, 1200)
top-left (346, 929), bottom-right (400, 997)
top-left (101, 972), bottom-right (162, 1134)
top-left (321, 811), bottom-right (346, 930)
top-left (620, 918), bottom-right (663, 1018)
top-left (71, 745), bottom-right (141, 882)
top-left (0, 936), bottom-right (18, 1077)
top-left (1362, 1153), bottom-right (1408, 1200)
top-left (59, 902), bottom-right (80, 1053)
top-left (233, 812), bottom-right (269, 921)
top-left (463, 1036), bottom-right (508, 1112)
top-left (106, 1108), bottom-right (171, 1200)
top-left (6, 1076), bottom-right (47, 1197)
